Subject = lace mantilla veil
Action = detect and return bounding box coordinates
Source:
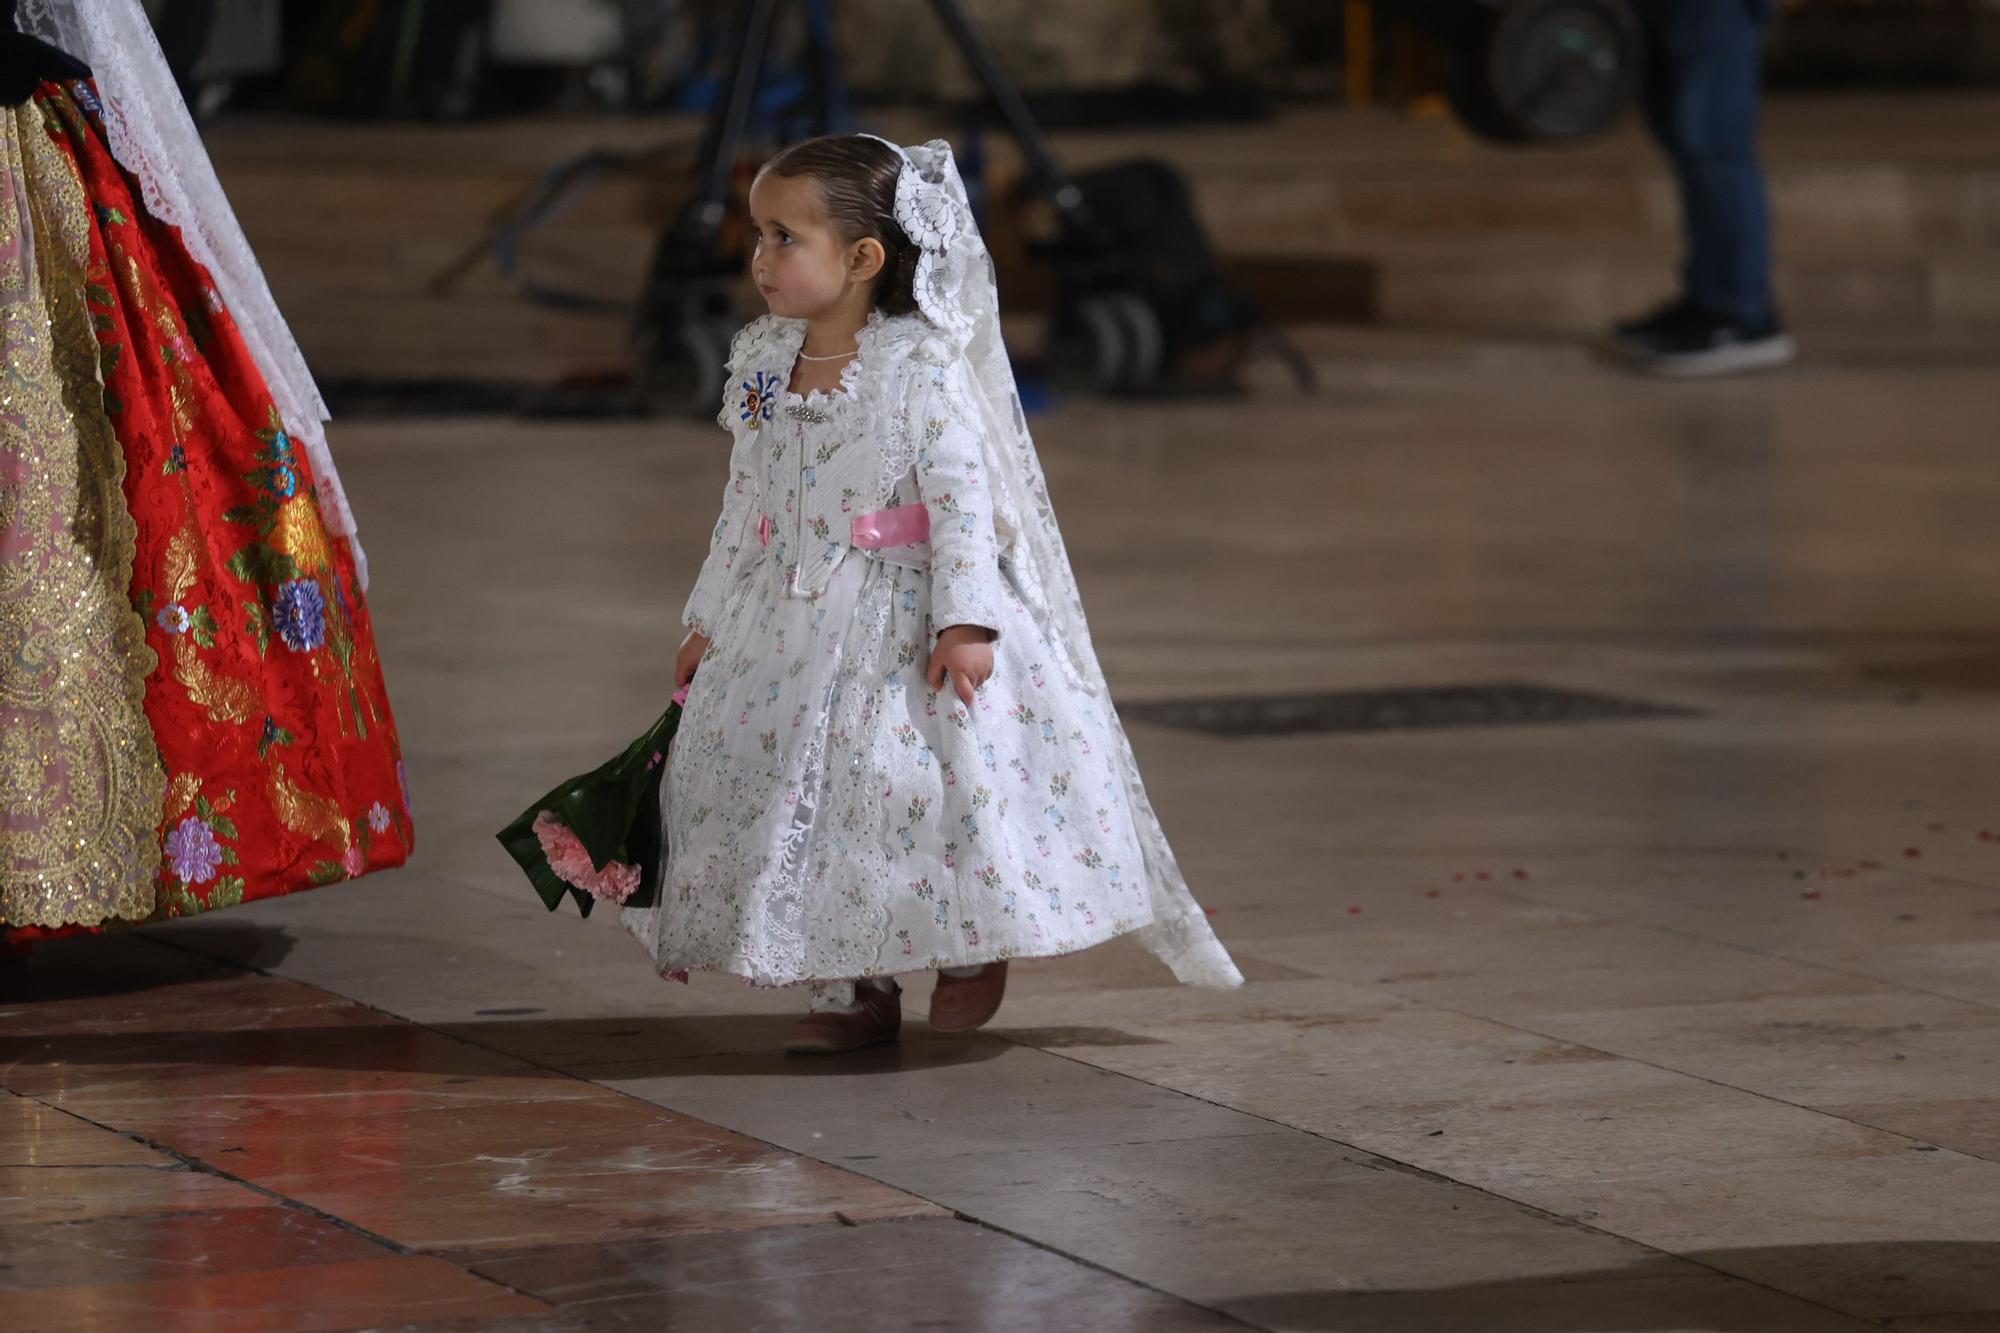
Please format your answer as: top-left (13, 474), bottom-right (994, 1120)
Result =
top-left (18, 0), bottom-right (367, 584)
top-left (868, 136), bottom-right (1242, 989)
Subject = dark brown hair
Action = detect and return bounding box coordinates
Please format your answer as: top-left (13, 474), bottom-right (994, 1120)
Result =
top-left (760, 135), bottom-right (919, 317)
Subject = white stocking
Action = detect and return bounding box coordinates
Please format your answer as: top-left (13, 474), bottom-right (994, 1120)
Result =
top-left (808, 976), bottom-right (898, 1014)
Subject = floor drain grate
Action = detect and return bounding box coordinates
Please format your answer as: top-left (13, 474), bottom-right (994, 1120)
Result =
top-left (1121, 682), bottom-right (1698, 738)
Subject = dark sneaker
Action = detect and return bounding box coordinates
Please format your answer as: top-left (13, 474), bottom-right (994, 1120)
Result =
top-left (1610, 298), bottom-right (1703, 354)
top-left (1633, 311), bottom-right (1797, 378)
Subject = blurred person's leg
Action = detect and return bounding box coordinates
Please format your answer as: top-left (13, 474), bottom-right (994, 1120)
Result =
top-left (1657, 0), bottom-right (1773, 327)
top-left (1618, 6), bottom-right (1699, 340)
top-left (1616, 0), bottom-right (1794, 376)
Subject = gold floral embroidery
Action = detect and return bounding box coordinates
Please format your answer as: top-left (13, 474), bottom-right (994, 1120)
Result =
top-left (124, 251), bottom-right (196, 439)
top-left (172, 636), bottom-right (258, 724)
top-left (162, 771), bottom-right (203, 822)
top-left (0, 105), bottom-right (166, 929)
top-left (163, 509), bottom-right (200, 602)
top-left (269, 760), bottom-right (351, 851)
top-left (158, 506), bottom-right (259, 725)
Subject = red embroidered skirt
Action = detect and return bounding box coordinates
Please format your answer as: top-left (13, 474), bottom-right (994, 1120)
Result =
top-left (1, 81), bottom-right (410, 948)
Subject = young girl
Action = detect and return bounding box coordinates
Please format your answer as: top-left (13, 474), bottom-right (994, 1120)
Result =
top-left (623, 134), bottom-right (1239, 1052)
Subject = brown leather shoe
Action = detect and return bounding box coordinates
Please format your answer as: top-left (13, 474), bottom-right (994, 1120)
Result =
top-left (928, 961), bottom-right (1008, 1033)
top-left (782, 984), bottom-right (903, 1054)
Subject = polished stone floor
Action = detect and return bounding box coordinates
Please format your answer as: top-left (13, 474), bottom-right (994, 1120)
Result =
top-left (6, 340), bottom-right (2000, 1330)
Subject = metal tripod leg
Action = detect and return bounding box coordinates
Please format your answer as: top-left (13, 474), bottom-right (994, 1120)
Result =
top-left (923, 0), bottom-right (1091, 231)
top-left (687, 0), bottom-right (784, 245)
top-left (632, 0), bottom-right (783, 415)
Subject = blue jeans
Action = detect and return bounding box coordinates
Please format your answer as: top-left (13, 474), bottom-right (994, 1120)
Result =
top-left (1634, 0), bottom-right (1778, 326)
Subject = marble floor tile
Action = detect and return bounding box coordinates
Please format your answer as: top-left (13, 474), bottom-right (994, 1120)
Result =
top-left (156, 1092), bottom-right (941, 1253)
top-left (872, 1131), bottom-right (1850, 1326)
top-left (368, 1312), bottom-right (596, 1320)
top-left (583, 1034), bottom-right (1274, 1165)
top-left (1819, 1096), bottom-right (2000, 1162)
top-left (287, 1164), bottom-right (938, 1255)
top-left (451, 1217), bottom-right (1242, 1331)
top-left (1891, 1315), bottom-right (2000, 1333)
top-left (1, 1028), bottom-right (573, 1124)
top-left (1520, 990), bottom-right (2000, 1111)
top-left (1799, 938), bottom-right (2000, 1013)
top-left (1222, 1271), bottom-right (1882, 1333)
top-left (0, 1255), bottom-right (556, 1331)
top-left (7, 931), bottom-right (944, 1258)
top-left (1231, 919), bottom-right (1893, 1015)
top-left (0, 1163), bottom-right (270, 1226)
top-left (1003, 995), bottom-right (2000, 1320)
top-left (1699, 1241), bottom-right (2000, 1328)
top-left (1485, 848), bottom-right (2000, 1008)
top-left (0, 1206), bottom-right (387, 1292)
top-left (372, 1312), bottom-right (596, 1320)
top-left (0, 1094), bottom-right (172, 1168)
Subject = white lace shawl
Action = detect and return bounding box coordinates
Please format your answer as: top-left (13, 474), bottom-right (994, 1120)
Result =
top-left (870, 138), bottom-right (1242, 989)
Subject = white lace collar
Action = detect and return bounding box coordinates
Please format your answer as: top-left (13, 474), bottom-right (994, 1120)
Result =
top-left (722, 309), bottom-right (933, 433)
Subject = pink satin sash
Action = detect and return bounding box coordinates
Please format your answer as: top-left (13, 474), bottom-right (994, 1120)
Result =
top-left (850, 504), bottom-right (931, 549)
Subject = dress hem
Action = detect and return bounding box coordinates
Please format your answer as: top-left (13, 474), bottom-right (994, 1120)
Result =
top-left (625, 911), bottom-right (1154, 991)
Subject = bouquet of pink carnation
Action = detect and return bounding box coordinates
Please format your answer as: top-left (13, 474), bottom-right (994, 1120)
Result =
top-left (496, 693), bottom-right (682, 917)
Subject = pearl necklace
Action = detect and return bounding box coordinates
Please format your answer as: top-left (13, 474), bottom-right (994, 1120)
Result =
top-left (797, 346), bottom-right (859, 362)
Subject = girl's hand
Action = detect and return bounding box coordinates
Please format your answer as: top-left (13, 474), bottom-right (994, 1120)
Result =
top-left (927, 624), bottom-right (995, 708)
top-left (675, 629), bottom-right (712, 690)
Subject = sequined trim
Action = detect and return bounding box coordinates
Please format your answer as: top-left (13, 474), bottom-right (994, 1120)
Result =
top-left (0, 104), bottom-right (166, 929)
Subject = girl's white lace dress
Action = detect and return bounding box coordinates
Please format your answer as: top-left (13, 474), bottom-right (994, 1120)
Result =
top-left (624, 309), bottom-right (1239, 990)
